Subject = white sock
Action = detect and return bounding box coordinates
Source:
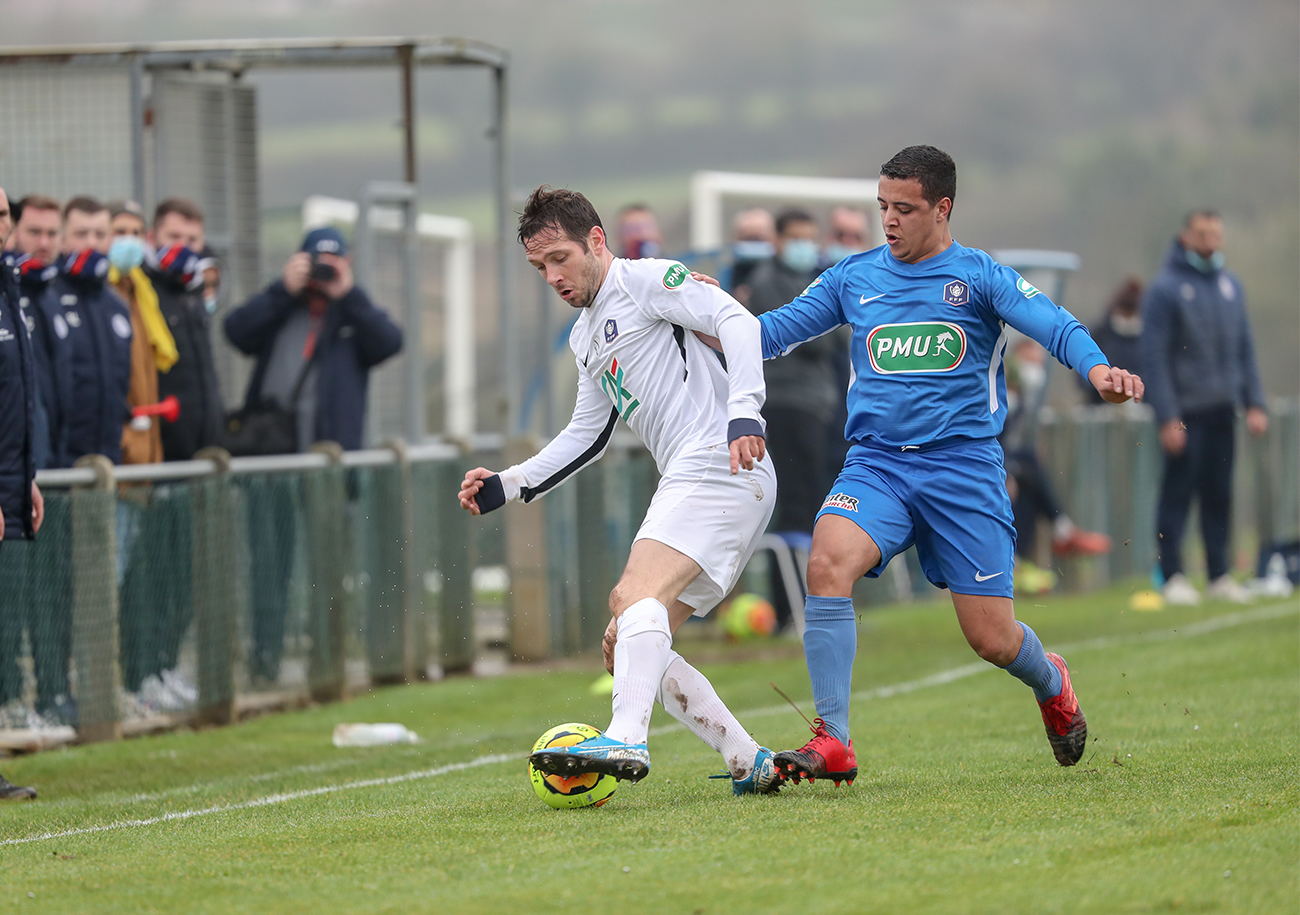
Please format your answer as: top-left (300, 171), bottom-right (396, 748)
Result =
top-left (657, 651), bottom-right (760, 779)
top-left (604, 598), bottom-right (673, 746)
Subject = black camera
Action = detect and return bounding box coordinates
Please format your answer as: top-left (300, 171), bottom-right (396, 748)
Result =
top-left (309, 255), bottom-right (338, 284)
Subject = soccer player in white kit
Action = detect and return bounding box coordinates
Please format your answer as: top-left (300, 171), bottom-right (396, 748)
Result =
top-left (459, 186), bottom-right (781, 794)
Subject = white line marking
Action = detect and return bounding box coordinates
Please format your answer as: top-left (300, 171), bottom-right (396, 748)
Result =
top-left (5, 601), bottom-right (1294, 846)
top-left (1, 753), bottom-right (517, 848)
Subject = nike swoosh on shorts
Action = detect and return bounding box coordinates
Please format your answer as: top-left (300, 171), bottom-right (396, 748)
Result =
top-left (975, 571), bottom-right (1004, 582)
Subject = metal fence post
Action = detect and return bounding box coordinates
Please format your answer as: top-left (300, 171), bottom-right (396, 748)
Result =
top-left (191, 448), bottom-right (238, 726)
top-left (305, 443), bottom-right (348, 702)
top-left (386, 438), bottom-right (426, 682)
top-left (575, 461), bottom-right (612, 651)
top-left (368, 447), bottom-right (410, 686)
top-left (70, 455), bottom-right (121, 743)
top-left (504, 435), bottom-right (550, 662)
top-left (437, 453), bottom-right (475, 674)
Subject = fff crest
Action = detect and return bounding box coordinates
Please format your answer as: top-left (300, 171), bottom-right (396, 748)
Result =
top-left (943, 280), bottom-right (969, 307)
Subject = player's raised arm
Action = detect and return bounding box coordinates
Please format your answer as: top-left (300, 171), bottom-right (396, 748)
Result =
top-left (989, 263), bottom-right (1141, 402)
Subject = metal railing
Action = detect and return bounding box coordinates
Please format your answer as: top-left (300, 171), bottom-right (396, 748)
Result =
top-left (6, 400), bottom-right (1295, 747)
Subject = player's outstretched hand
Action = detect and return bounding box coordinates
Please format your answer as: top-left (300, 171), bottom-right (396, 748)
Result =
top-left (730, 434), bottom-right (766, 474)
top-left (459, 467), bottom-right (496, 515)
top-left (690, 271), bottom-right (721, 288)
top-left (1088, 365), bottom-right (1144, 404)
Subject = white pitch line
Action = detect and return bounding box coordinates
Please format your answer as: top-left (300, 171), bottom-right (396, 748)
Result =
top-left (1, 753), bottom-right (517, 848)
top-left (5, 600), bottom-right (1295, 847)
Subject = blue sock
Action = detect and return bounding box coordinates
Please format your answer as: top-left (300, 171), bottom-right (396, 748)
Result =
top-left (802, 595), bottom-right (857, 743)
top-left (1001, 622), bottom-right (1061, 703)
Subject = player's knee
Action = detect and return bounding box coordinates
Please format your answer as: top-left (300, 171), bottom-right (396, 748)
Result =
top-left (806, 551), bottom-right (854, 595)
top-left (608, 581), bottom-right (638, 617)
top-left (969, 630), bottom-right (1019, 667)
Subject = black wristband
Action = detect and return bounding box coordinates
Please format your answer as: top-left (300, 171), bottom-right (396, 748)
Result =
top-left (727, 418), bottom-right (765, 443)
top-left (476, 474), bottom-right (507, 514)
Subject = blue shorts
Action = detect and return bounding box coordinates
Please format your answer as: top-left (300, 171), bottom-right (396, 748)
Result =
top-left (816, 439), bottom-right (1016, 598)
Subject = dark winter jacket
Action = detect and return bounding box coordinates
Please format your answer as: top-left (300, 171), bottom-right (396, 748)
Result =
top-left (44, 272), bottom-right (133, 465)
top-left (224, 281), bottom-right (403, 451)
top-left (145, 267), bottom-right (225, 461)
top-left (1140, 240), bottom-right (1266, 425)
top-left (744, 256), bottom-right (843, 423)
top-left (3, 255), bottom-right (70, 469)
top-left (0, 266), bottom-right (39, 540)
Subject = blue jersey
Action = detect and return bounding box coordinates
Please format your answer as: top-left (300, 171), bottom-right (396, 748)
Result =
top-left (758, 241), bottom-right (1107, 450)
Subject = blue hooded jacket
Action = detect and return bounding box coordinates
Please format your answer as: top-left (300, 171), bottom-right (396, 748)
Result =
top-left (1140, 239), bottom-right (1266, 425)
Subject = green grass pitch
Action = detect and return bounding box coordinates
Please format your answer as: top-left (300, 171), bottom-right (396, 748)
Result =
top-left (2, 587), bottom-right (1296, 914)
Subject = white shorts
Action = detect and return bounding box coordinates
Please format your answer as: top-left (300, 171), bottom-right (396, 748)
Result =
top-left (633, 444), bottom-right (777, 616)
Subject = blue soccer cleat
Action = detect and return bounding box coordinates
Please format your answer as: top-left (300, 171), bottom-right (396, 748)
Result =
top-left (529, 734), bottom-right (651, 783)
top-left (730, 746), bottom-right (781, 796)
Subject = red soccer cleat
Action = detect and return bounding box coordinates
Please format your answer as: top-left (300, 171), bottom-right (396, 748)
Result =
top-left (772, 718), bottom-right (858, 786)
top-left (1051, 528), bottom-right (1112, 557)
top-left (1038, 653), bottom-right (1087, 766)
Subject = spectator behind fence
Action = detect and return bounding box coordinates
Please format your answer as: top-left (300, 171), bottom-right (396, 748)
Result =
top-left (0, 184), bottom-right (43, 800)
top-left (224, 225), bottom-right (402, 683)
top-left (145, 198), bottom-right (224, 461)
top-left (1141, 210), bottom-right (1268, 606)
top-left (1000, 337), bottom-right (1112, 594)
top-left (1080, 275), bottom-right (1145, 406)
top-left (742, 208), bottom-right (840, 630)
top-left (45, 197), bottom-right (132, 465)
top-left (723, 207), bottom-right (776, 305)
top-left (819, 205), bottom-right (870, 496)
top-left (2, 194), bottom-right (71, 470)
top-left (822, 205), bottom-right (870, 267)
top-left (108, 200), bottom-right (177, 465)
top-left (616, 203), bottom-right (663, 260)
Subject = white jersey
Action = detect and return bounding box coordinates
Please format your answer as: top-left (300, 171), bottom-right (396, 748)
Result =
top-left (498, 257), bottom-right (766, 503)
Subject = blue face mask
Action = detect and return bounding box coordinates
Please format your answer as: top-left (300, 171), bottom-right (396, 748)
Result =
top-left (109, 235), bottom-right (147, 273)
top-left (780, 238), bottom-right (820, 273)
top-left (1185, 249), bottom-right (1225, 274)
top-left (732, 240), bottom-right (775, 262)
top-left (823, 243), bottom-right (857, 265)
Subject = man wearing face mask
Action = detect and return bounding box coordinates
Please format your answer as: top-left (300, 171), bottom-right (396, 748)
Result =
top-left (743, 210), bottom-right (837, 529)
top-left (3, 195), bottom-right (71, 470)
top-left (741, 209), bottom-right (838, 631)
top-left (145, 198), bottom-right (224, 462)
top-left (43, 196), bottom-right (132, 465)
top-left (108, 200), bottom-right (176, 465)
top-left (1141, 211), bottom-right (1268, 606)
top-left (724, 207), bottom-right (776, 305)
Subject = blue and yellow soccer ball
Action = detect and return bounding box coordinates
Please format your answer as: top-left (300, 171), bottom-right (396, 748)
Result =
top-left (528, 723), bottom-right (619, 809)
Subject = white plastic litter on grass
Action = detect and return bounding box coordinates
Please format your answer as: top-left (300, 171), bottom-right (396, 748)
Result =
top-left (332, 723), bottom-right (420, 747)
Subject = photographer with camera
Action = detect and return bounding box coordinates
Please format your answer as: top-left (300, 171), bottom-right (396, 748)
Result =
top-left (223, 226), bottom-right (402, 456)
top-left (223, 226), bottom-right (402, 683)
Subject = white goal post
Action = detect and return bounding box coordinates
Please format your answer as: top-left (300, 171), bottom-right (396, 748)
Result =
top-left (689, 170), bottom-right (881, 252)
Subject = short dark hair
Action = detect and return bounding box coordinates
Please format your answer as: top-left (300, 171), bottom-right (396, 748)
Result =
top-left (880, 145), bottom-right (957, 210)
top-left (775, 208), bottom-right (815, 237)
top-left (15, 194), bottom-right (61, 225)
top-left (154, 197), bottom-right (204, 228)
top-left (518, 185), bottom-right (603, 250)
top-left (1183, 209), bottom-right (1220, 228)
top-left (63, 195), bottom-right (107, 220)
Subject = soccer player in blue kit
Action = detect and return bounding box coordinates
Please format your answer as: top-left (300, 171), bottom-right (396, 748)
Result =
top-left (754, 147), bottom-right (1143, 783)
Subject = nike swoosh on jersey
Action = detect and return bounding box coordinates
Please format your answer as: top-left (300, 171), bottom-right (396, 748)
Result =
top-left (974, 571), bottom-right (1003, 582)
top-left (860, 293), bottom-right (887, 304)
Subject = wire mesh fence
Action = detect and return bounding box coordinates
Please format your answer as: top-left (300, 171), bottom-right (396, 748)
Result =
top-left (1, 401), bottom-right (1295, 747)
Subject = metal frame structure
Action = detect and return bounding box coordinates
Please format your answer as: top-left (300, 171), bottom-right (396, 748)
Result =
top-left (0, 37), bottom-right (515, 435)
